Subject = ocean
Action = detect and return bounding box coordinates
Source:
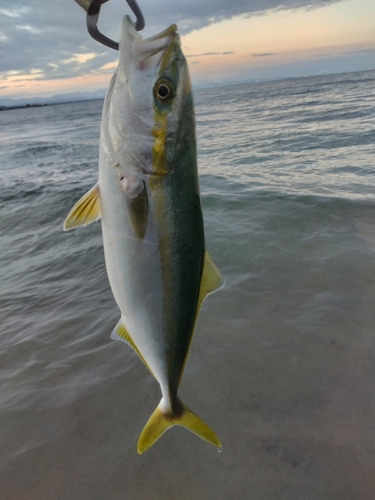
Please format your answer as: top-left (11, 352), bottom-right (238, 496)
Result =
top-left (0, 70), bottom-right (375, 499)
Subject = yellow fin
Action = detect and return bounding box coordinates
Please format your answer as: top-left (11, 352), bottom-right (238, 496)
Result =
top-left (137, 398), bottom-right (221, 454)
top-left (178, 252), bottom-right (224, 386)
top-left (63, 184), bottom-right (101, 231)
top-left (111, 318), bottom-right (154, 377)
top-left (198, 251), bottom-right (224, 311)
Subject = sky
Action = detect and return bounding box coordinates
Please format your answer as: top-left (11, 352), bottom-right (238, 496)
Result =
top-left (0, 0), bottom-right (374, 100)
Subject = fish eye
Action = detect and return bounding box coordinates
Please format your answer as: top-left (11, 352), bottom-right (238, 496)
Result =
top-left (154, 80), bottom-right (174, 103)
top-left (158, 84), bottom-right (170, 98)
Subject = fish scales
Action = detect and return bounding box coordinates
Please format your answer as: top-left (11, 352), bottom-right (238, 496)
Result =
top-left (64, 15), bottom-right (223, 454)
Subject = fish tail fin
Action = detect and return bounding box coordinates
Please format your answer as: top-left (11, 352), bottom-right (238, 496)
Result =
top-left (137, 399), bottom-right (221, 454)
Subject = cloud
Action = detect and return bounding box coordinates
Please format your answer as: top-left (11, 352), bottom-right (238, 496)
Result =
top-left (0, 6), bottom-right (29, 18)
top-left (0, 1), bottom-right (110, 81)
top-left (0, 0), bottom-right (343, 82)
top-left (62, 52), bottom-right (99, 65)
top-left (312, 46), bottom-right (375, 59)
top-left (344, 47), bottom-right (375, 55)
top-left (15, 24), bottom-right (41, 34)
top-left (140, 0), bottom-right (343, 34)
top-left (251, 52), bottom-right (276, 57)
top-left (314, 52), bottom-right (335, 58)
top-left (186, 51), bottom-right (235, 58)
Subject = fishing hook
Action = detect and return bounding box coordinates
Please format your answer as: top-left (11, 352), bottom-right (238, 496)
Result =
top-left (74, 0), bottom-right (145, 50)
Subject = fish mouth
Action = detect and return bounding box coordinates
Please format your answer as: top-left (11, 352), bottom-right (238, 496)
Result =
top-left (119, 16), bottom-right (178, 76)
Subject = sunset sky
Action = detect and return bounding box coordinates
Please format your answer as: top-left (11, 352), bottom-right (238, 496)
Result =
top-left (0, 0), bottom-right (374, 100)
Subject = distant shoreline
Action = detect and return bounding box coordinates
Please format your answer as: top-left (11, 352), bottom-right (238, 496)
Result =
top-left (0, 103), bottom-right (49, 112)
top-left (0, 99), bottom-right (104, 112)
top-left (1, 69), bottom-right (373, 111)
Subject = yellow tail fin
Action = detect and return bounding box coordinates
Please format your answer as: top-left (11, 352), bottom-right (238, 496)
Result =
top-left (137, 399), bottom-right (221, 454)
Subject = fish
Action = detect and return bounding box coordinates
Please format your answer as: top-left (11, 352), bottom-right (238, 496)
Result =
top-left (64, 15), bottom-right (223, 454)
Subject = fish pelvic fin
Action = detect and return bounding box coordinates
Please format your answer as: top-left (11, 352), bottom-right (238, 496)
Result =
top-left (63, 183), bottom-right (101, 231)
top-left (137, 398), bottom-right (221, 454)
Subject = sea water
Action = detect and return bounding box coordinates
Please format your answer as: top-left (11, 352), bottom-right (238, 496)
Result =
top-left (0, 70), bottom-right (375, 499)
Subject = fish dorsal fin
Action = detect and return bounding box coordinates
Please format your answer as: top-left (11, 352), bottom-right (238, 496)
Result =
top-left (126, 182), bottom-right (148, 240)
top-left (178, 252), bottom-right (223, 386)
top-left (197, 251), bottom-right (224, 313)
top-left (63, 183), bottom-right (101, 231)
top-left (111, 318), bottom-right (154, 377)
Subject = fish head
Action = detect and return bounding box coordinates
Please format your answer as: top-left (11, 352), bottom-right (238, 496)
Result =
top-left (151, 24), bottom-right (195, 175)
top-left (102, 16), bottom-right (194, 176)
top-left (117, 16), bottom-right (180, 116)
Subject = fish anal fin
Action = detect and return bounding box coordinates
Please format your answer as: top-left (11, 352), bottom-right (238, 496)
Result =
top-left (63, 183), bottom-right (101, 231)
top-left (111, 318), bottom-right (154, 376)
top-left (137, 398), bottom-right (221, 454)
top-left (126, 182), bottom-right (148, 240)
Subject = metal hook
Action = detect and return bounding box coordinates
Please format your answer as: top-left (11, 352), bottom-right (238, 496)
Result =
top-left (74, 0), bottom-right (145, 50)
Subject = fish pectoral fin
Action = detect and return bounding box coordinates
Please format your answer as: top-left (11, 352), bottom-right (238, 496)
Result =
top-left (111, 318), bottom-right (154, 376)
top-left (63, 183), bottom-right (101, 231)
top-left (126, 182), bottom-right (148, 240)
top-left (137, 398), bottom-right (221, 454)
top-left (198, 251), bottom-right (224, 310)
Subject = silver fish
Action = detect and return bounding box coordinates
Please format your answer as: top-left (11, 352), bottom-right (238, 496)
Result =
top-left (64, 16), bottom-right (223, 454)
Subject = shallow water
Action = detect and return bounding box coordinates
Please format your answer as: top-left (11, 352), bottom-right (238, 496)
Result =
top-left (1, 70), bottom-right (375, 499)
